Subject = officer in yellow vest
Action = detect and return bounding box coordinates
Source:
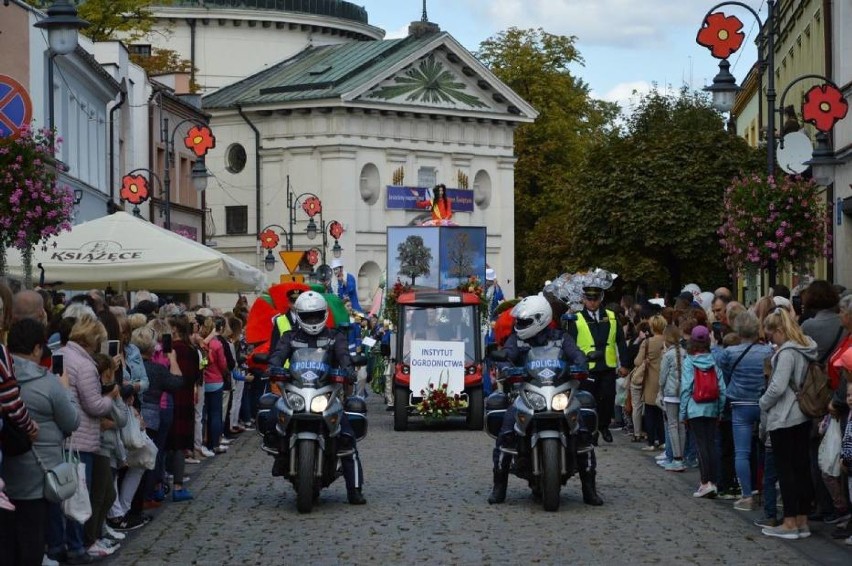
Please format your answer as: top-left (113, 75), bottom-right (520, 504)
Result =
top-left (565, 284), bottom-right (629, 443)
top-left (268, 288), bottom-right (302, 396)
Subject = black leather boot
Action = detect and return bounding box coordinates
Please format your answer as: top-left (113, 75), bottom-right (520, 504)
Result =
top-left (347, 488), bottom-right (366, 505)
top-left (580, 470), bottom-right (603, 506)
top-left (488, 469), bottom-right (509, 504)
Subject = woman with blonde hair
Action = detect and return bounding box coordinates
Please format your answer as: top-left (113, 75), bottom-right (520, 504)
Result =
top-left (635, 315), bottom-right (667, 451)
top-left (759, 308), bottom-right (818, 539)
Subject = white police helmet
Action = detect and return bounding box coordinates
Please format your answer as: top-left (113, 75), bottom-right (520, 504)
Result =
top-left (511, 295), bottom-right (552, 340)
top-left (293, 291), bottom-right (328, 335)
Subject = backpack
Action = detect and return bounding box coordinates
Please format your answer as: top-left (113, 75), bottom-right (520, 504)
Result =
top-left (216, 335), bottom-right (237, 372)
top-left (789, 350), bottom-right (832, 419)
top-left (692, 364), bottom-right (720, 403)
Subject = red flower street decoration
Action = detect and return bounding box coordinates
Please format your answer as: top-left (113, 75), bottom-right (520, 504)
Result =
top-left (183, 125), bottom-right (216, 157)
top-left (301, 196), bottom-right (322, 217)
top-left (259, 229), bottom-right (280, 250)
top-left (696, 12), bottom-right (745, 59)
top-left (306, 248), bottom-right (320, 266)
top-left (328, 220), bottom-right (344, 240)
top-left (119, 174), bottom-right (150, 205)
top-left (801, 84), bottom-right (849, 133)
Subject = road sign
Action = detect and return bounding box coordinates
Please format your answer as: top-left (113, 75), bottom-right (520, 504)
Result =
top-left (280, 274), bottom-right (304, 284)
top-left (278, 250), bottom-right (305, 274)
top-left (0, 75), bottom-right (33, 139)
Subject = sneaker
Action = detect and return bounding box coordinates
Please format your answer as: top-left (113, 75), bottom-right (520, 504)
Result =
top-left (797, 527), bottom-right (811, 539)
top-left (656, 458), bottom-right (672, 468)
top-left (185, 456), bottom-right (201, 465)
top-left (112, 514), bottom-right (149, 532)
top-left (214, 446), bottom-right (228, 454)
top-left (640, 445), bottom-right (657, 451)
top-left (734, 497), bottom-right (755, 511)
top-left (825, 511), bottom-right (852, 525)
top-left (693, 483), bottom-right (717, 498)
top-left (42, 555), bottom-right (59, 566)
top-left (172, 488), bottom-right (193, 502)
top-left (845, 535), bottom-right (852, 545)
top-left (718, 488), bottom-right (741, 500)
top-left (664, 460), bottom-right (686, 472)
top-left (654, 452), bottom-right (668, 461)
top-left (761, 525), bottom-right (799, 540)
top-left (219, 438), bottom-right (234, 446)
top-left (88, 540), bottom-right (119, 557)
top-left (831, 524), bottom-right (852, 539)
top-left (103, 524), bottom-right (126, 541)
top-left (200, 446), bottom-right (215, 458)
top-left (754, 517), bottom-right (778, 528)
top-left (684, 459), bottom-right (699, 469)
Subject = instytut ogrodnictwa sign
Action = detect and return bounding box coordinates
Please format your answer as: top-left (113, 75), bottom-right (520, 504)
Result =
top-left (409, 340), bottom-right (465, 395)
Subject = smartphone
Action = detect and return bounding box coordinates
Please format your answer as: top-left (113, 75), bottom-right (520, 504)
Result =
top-left (101, 382), bottom-right (117, 395)
top-left (162, 333), bottom-right (173, 354)
top-left (51, 353), bottom-right (64, 376)
top-left (107, 340), bottom-right (120, 357)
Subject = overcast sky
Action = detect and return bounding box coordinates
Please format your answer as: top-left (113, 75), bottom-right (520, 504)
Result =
top-left (362, 0), bottom-right (764, 115)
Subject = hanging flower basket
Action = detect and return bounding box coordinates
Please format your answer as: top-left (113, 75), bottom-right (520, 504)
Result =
top-left (718, 173), bottom-right (831, 274)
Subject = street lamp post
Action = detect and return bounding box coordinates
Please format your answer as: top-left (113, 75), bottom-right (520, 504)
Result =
top-left (698, 0), bottom-right (848, 288)
top-left (161, 118), bottom-right (215, 230)
top-left (33, 0), bottom-right (89, 134)
top-left (285, 176), bottom-right (344, 268)
top-left (258, 223), bottom-right (290, 272)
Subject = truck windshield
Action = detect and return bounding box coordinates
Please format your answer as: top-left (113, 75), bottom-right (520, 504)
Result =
top-left (401, 305), bottom-right (476, 362)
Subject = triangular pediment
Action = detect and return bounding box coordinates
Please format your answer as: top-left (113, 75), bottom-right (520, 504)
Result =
top-left (346, 35), bottom-right (536, 121)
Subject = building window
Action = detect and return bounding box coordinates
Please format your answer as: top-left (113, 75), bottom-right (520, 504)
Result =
top-left (225, 206), bottom-right (248, 235)
top-left (129, 44), bottom-right (152, 57)
top-left (226, 143), bottom-right (247, 174)
top-left (417, 166), bottom-right (436, 188)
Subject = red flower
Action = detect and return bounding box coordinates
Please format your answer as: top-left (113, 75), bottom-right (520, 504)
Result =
top-left (328, 220), bottom-right (344, 240)
top-left (119, 174), bottom-right (150, 205)
top-left (306, 248), bottom-right (320, 266)
top-left (183, 125), bottom-right (216, 157)
top-left (696, 12), bottom-right (745, 59)
top-left (302, 196), bottom-right (322, 217)
top-left (259, 229), bottom-right (280, 250)
top-left (801, 84), bottom-right (849, 132)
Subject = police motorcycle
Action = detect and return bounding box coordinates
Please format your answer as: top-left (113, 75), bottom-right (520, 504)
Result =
top-left (485, 344), bottom-right (598, 511)
top-left (254, 350), bottom-right (367, 514)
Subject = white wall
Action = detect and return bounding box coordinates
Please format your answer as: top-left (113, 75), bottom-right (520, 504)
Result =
top-left (831, 0), bottom-right (852, 288)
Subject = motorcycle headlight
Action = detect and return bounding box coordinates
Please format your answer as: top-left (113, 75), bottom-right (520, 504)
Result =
top-left (286, 393), bottom-right (305, 412)
top-left (310, 394), bottom-right (329, 414)
top-left (552, 393), bottom-right (569, 411)
top-left (525, 391), bottom-right (547, 411)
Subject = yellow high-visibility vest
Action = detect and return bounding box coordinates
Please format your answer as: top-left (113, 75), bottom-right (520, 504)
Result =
top-left (574, 310), bottom-right (617, 370)
top-left (274, 314), bottom-right (292, 369)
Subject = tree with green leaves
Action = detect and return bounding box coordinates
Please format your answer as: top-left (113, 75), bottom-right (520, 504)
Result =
top-left (477, 28), bottom-right (619, 293)
top-left (559, 88), bottom-right (763, 294)
top-left (26, 0), bottom-right (161, 43)
top-left (397, 235), bottom-right (432, 285)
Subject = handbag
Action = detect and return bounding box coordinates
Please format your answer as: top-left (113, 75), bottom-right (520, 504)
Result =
top-left (0, 416), bottom-right (33, 457)
top-left (61, 445), bottom-right (91, 523)
top-left (120, 409), bottom-right (146, 450)
top-left (31, 444), bottom-right (77, 503)
top-left (629, 339), bottom-right (651, 387)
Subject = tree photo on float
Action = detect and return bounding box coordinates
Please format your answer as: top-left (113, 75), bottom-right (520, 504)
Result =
top-left (718, 173), bottom-right (831, 275)
top-left (0, 126), bottom-right (74, 286)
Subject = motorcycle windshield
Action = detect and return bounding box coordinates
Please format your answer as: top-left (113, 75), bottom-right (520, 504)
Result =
top-left (524, 345), bottom-right (568, 385)
top-left (289, 348), bottom-right (331, 387)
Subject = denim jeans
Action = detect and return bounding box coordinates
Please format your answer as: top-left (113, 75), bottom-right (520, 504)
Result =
top-left (47, 451), bottom-right (94, 558)
top-left (731, 404), bottom-right (761, 496)
top-left (204, 388), bottom-right (224, 449)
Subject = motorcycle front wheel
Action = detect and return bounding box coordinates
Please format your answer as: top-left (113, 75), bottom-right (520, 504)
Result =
top-left (540, 437), bottom-right (561, 512)
top-left (296, 439), bottom-right (317, 514)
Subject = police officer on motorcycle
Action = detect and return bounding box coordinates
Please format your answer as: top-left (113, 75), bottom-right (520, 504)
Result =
top-left (268, 291), bottom-right (367, 505)
top-left (488, 295), bottom-right (603, 506)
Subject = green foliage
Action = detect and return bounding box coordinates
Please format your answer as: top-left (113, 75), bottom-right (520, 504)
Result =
top-left (560, 88), bottom-right (763, 294)
top-left (477, 28), bottom-right (618, 293)
top-left (396, 235), bottom-right (432, 285)
top-left (25, 0), bottom-right (164, 43)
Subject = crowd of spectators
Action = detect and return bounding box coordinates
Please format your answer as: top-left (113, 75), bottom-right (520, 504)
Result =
top-left (0, 283), bottom-right (253, 565)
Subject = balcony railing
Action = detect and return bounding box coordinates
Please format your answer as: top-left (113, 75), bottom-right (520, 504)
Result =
top-left (152, 0), bottom-right (369, 25)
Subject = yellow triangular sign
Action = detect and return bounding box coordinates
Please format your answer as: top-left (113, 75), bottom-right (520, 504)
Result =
top-left (279, 250), bottom-right (305, 274)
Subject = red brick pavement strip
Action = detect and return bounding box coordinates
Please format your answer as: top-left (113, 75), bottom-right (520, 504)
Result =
top-left (104, 399), bottom-right (850, 565)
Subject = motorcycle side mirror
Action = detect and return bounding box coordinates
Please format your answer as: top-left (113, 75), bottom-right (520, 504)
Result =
top-left (258, 393), bottom-right (280, 410)
top-left (488, 347), bottom-right (508, 362)
top-left (253, 353), bottom-right (270, 365)
top-left (351, 354), bottom-right (368, 367)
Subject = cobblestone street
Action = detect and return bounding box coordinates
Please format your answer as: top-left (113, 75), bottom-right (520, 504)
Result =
top-left (107, 396), bottom-right (851, 565)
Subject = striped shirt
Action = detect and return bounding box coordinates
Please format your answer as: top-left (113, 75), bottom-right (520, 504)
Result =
top-left (0, 345), bottom-right (37, 436)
